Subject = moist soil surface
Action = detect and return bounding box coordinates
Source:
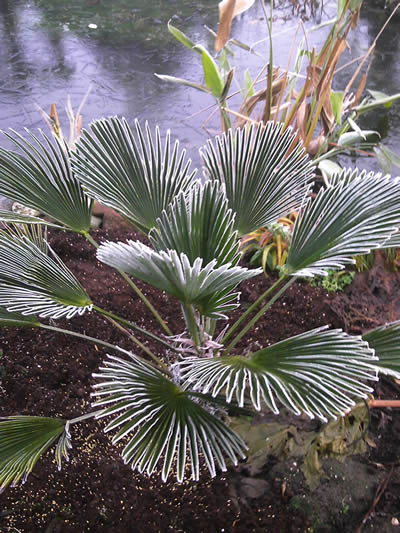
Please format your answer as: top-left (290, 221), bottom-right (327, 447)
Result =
top-left (1, 215), bottom-right (400, 533)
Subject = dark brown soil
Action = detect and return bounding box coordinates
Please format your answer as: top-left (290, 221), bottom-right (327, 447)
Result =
top-left (0, 213), bottom-right (399, 533)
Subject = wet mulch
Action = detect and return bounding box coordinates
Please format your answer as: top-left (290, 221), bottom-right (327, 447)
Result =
top-left (0, 218), bottom-right (399, 532)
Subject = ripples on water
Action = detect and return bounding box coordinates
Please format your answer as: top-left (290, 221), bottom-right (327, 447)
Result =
top-left (0, 0), bottom-right (398, 173)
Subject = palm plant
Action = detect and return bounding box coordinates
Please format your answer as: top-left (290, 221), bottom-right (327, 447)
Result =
top-left (1, 117), bottom-right (400, 493)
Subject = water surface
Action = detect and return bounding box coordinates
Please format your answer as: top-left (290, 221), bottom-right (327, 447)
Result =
top-left (0, 0), bottom-right (398, 172)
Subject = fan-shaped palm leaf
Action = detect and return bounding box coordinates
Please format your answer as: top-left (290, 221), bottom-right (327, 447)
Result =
top-left (284, 172), bottom-right (400, 277)
top-left (92, 353), bottom-right (246, 482)
top-left (97, 241), bottom-right (260, 319)
top-left (0, 130), bottom-right (93, 232)
top-left (71, 117), bottom-right (196, 234)
top-left (149, 180), bottom-right (240, 267)
top-left (363, 321), bottom-right (400, 379)
top-left (0, 230), bottom-right (92, 318)
top-left (0, 307), bottom-right (40, 328)
top-left (180, 327), bottom-right (377, 422)
top-left (0, 416), bottom-right (71, 492)
top-left (200, 122), bottom-right (314, 236)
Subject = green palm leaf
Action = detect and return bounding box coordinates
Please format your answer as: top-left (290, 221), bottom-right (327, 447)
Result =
top-left (92, 353), bottom-right (246, 482)
top-left (180, 327), bottom-right (377, 422)
top-left (381, 231), bottom-right (400, 248)
top-left (0, 130), bottom-right (93, 232)
top-left (284, 171), bottom-right (400, 277)
top-left (363, 321), bottom-right (400, 379)
top-left (97, 241), bottom-right (260, 319)
top-left (0, 230), bottom-right (92, 318)
top-left (149, 180), bottom-right (240, 267)
top-left (200, 122), bottom-right (314, 236)
top-left (0, 209), bottom-right (63, 228)
top-left (0, 307), bottom-right (40, 327)
top-left (0, 416), bottom-right (71, 492)
top-left (71, 117), bottom-right (196, 234)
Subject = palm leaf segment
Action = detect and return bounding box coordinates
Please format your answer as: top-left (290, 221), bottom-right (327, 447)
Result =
top-left (97, 240), bottom-right (260, 319)
top-left (0, 230), bottom-right (92, 319)
top-left (149, 180), bottom-right (240, 267)
top-left (72, 117), bottom-right (196, 234)
top-left (0, 209), bottom-right (63, 228)
top-left (0, 416), bottom-right (71, 492)
top-left (200, 122), bottom-right (314, 236)
top-left (363, 321), bottom-right (400, 379)
top-left (285, 170), bottom-right (400, 277)
top-left (0, 307), bottom-right (40, 328)
top-left (180, 327), bottom-right (378, 422)
top-left (0, 129), bottom-right (92, 232)
top-left (92, 353), bottom-right (246, 482)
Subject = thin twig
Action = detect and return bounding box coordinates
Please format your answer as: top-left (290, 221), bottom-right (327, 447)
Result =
top-left (356, 467), bottom-right (394, 533)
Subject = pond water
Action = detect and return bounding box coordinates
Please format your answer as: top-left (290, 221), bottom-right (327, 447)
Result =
top-left (0, 0), bottom-right (399, 173)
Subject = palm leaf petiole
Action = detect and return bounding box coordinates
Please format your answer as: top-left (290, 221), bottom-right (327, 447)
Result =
top-left (39, 323), bottom-right (165, 370)
top-left (68, 409), bottom-right (105, 425)
top-left (223, 276), bottom-right (296, 355)
top-left (103, 315), bottom-right (171, 375)
top-left (92, 305), bottom-right (177, 354)
top-left (222, 274), bottom-right (289, 344)
top-left (82, 231), bottom-right (173, 336)
top-left (182, 304), bottom-right (201, 350)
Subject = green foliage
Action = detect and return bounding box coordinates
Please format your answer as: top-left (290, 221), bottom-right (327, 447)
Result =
top-left (72, 117), bottom-right (196, 234)
top-left (0, 229), bottom-right (92, 319)
top-left (309, 269), bottom-right (355, 293)
top-left (93, 353), bottom-right (246, 482)
top-left (97, 240), bottom-right (260, 319)
top-left (0, 116), bottom-right (399, 494)
top-left (363, 322), bottom-right (400, 379)
top-left (284, 170), bottom-right (400, 277)
top-left (0, 416), bottom-right (70, 493)
top-left (181, 327), bottom-right (376, 422)
top-left (149, 180), bottom-right (241, 267)
top-left (201, 122), bottom-right (314, 236)
top-left (0, 130), bottom-right (93, 232)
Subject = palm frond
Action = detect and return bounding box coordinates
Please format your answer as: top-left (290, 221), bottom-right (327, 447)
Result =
top-left (0, 307), bottom-right (40, 327)
top-left (149, 180), bottom-right (240, 267)
top-left (180, 327), bottom-right (378, 422)
top-left (0, 209), bottom-right (63, 228)
top-left (71, 117), bottom-right (196, 234)
top-left (92, 353), bottom-right (246, 482)
top-left (200, 122), bottom-right (314, 236)
top-left (8, 222), bottom-right (48, 253)
top-left (0, 130), bottom-right (93, 232)
top-left (363, 321), bottom-right (400, 379)
top-left (285, 171), bottom-right (400, 277)
top-left (97, 241), bottom-right (260, 319)
top-left (0, 230), bottom-right (92, 319)
top-left (0, 416), bottom-right (70, 492)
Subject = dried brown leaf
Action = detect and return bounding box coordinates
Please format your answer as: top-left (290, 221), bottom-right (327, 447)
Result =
top-left (306, 64), bottom-right (322, 95)
top-left (307, 133), bottom-right (326, 157)
top-left (215, 0), bottom-right (255, 53)
top-left (352, 72), bottom-right (368, 108)
top-left (295, 100), bottom-right (310, 142)
top-left (237, 74), bottom-right (285, 128)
